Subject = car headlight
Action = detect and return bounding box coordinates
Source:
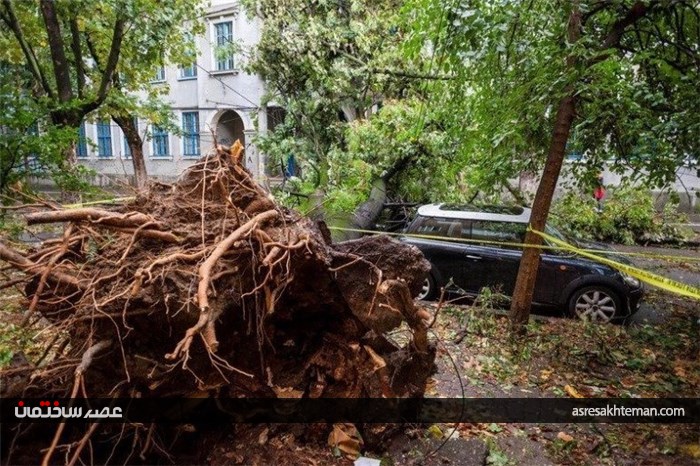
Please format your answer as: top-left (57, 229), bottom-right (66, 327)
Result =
top-left (621, 273), bottom-right (640, 288)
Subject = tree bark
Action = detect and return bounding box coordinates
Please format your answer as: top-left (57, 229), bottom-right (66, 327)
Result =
top-left (113, 114), bottom-right (147, 190)
top-left (509, 4), bottom-right (581, 332)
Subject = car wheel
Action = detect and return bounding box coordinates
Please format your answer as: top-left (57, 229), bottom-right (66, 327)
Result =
top-left (417, 274), bottom-right (437, 301)
top-left (568, 286), bottom-right (621, 324)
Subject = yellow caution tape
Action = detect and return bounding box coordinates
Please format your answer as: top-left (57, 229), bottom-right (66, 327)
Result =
top-left (529, 227), bottom-right (700, 301)
top-left (329, 225), bottom-right (700, 299)
top-left (328, 226), bottom-right (700, 263)
top-left (329, 226), bottom-right (559, 251)
top-left (62, 197), bottom-right (135, 209)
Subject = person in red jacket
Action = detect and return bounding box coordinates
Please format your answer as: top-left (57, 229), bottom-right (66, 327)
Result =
top-left (593, 172), bottom-right (605, 212)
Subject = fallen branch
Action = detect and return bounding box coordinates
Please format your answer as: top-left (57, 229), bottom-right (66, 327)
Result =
top-left (25, 208), bottom-right (157, 229)
top-left (0, 242), bottom-right (82, 289)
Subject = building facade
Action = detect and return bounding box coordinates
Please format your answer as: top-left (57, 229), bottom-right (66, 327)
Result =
top-left (78, 1), bottom-right (278, 184)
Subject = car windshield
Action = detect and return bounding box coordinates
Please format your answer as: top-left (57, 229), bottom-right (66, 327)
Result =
top-left (544, 224), bottom-right (567, 241)
top-left (544, 224), bottom-right (579, 248)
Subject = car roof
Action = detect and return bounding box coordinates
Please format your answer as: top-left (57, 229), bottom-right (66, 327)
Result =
top-left (416, 203), bottom-right (532, 223)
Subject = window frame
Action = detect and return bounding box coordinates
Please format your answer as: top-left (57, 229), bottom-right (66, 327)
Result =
top-left (96, 119), bottom-right (113, 158)
top-left (152, 65), bottom-right (166, 83)
top-left (151, 125), bottom-right (170, 158)
top-left (77, 122), bottom-right (89, 158)
top-left (179, 63), bottom-right (197, 80)
top-left (182, 112), bottom-right (200, 158)
top-left (213, 20), bottom-right (234, 71)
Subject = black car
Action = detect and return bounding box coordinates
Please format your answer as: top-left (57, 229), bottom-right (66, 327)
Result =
top-left (401, 204), bottom-right (644, 323)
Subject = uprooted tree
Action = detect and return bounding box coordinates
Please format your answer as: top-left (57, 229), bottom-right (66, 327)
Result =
top-left (0, 142), bottom-right (436, 465)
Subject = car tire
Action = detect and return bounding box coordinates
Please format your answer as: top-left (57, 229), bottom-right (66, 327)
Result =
top-left (568, 286), bottom-right (622, 324)
top-left (417, 274), bottom-right (437, 301)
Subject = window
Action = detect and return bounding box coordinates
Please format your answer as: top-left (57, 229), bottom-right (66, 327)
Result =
top-left (151, 125), bottom-right (169, 157)
top-left (179, 63), bottom-right (197, 79)
top-left (470, 221), bottom-right (526, 246)
top-left (97, 120), bottom-right (112, 157)
top-left (407, 216), bottom-right (469, 238)
top-left (153, 65), bottom-right (165, 82)
top-left (182, 112), bottom-right (200, 157)
top-left (77, 123), bottom-right (88, 158)
top-left (214, 21), bottom-right (234, 71)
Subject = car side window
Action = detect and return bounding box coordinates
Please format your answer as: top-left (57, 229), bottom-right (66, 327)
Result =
top-left (407, 216), bottom-right (470, 239)
top-left (470, 221), bottom-right (526, 247)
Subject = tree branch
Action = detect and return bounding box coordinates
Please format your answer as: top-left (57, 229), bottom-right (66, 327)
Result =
top-left (69, 15), bottom-right (85, 97)
top-left (84, 32), bottom-right (104, 73)
top-left (96, 15), bottom-right (126, 103)
top-left (602, 1), bottom-right (656, 50)
top-left (79, 14), bottom-right (126, 116)
top-left (373, 68), bottom-right (455, 81)
top-left (39, 0), bottom-right (73, 103)
top-left (0, 0), bottom-right (54, 98)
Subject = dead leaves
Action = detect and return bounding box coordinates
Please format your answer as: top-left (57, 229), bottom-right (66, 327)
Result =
top-left (328, 423), bottom-right (363, 459)
top-left (564, 384), bottom-right (584, 398)
top-left (556, 431), bottom-right (574, 443)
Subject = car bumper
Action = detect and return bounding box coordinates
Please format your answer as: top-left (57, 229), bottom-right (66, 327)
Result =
top-left (624, 285), bottom-right (645, 316)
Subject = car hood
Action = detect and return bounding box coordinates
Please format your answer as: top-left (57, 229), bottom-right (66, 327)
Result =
top-left (575, 239), bottom-right (634, 265)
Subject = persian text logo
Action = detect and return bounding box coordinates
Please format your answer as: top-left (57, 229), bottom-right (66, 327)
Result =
top-left (14, 401), bottom-right (123, 419)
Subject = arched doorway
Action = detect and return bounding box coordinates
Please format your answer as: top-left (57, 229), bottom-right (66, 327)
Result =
top-left (215, 109), bottom-right (245, 147)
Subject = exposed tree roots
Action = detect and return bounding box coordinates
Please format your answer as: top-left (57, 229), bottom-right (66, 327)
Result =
top-left (0, 142), bottom-right (436, 464)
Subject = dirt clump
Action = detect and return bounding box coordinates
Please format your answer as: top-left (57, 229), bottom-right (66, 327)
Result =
top-left (0, 142), bottom-right (435, 464)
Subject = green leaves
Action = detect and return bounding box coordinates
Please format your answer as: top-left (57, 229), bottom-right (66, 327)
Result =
top-left (404, 0), bottom-right (700, 195)
top-left (550, 186), bottom-right (690, 245)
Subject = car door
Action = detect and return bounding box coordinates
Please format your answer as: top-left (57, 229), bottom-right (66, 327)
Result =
top-left (466, 221), bottom-right (558, 303)
top-left (404, 216), bottom-right (473, 290)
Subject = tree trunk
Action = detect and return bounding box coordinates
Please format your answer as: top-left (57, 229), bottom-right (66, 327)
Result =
top-left (113, 115), bottom-right (147, 190)
top-left (331, 178), bottom-right (388, 241)
top-left (353, 178), bottom-right (387, 230)
top-left (61, 141), bottom-right (79, 201)
top-left (509, 4), bottom-right (581, 332)
top-left (508, 95), bottom-right (577, 329)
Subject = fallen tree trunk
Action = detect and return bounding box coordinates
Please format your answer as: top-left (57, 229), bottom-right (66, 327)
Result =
top-left (0, 142), bottom-right (436, 465)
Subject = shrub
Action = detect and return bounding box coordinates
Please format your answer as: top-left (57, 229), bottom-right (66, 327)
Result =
top-left (550, 186), bottom-right (691, 245)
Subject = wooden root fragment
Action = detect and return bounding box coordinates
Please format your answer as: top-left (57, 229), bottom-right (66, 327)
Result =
top-left (0, 241), bottom-right (82, 289)
top-left (41, 339), bottom-right (111, 466)
top-left (165, 209), bottom-right (279, 362)
top-left (109, 227), bottom-right (180, 243)
top-left (25, 208), bottom-right (158, 229)
top-left (22, 226), bottom-right (74, 325)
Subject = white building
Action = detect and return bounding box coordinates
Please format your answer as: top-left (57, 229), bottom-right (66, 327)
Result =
top-left (77, 1), bottom-right (282, 184)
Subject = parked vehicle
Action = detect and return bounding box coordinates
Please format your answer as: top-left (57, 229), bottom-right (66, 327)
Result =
top-left (401, 204), bottom-right (644, 323)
